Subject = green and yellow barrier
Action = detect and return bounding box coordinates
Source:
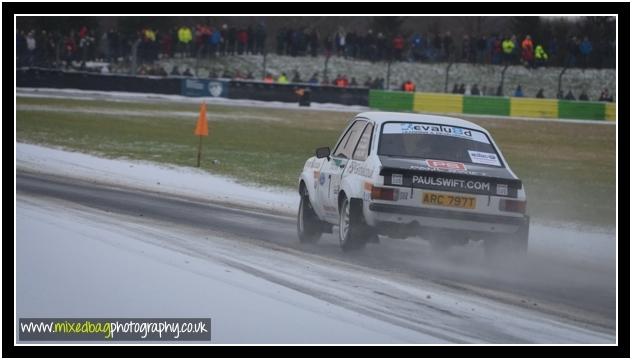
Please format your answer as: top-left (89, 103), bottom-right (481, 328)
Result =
top-left (510, 98), bottom-right (558, 118)
top-left (368, 90), bottom-right (615, 121)
top-left (558, 100), bottom-right (605, 120)
top-left (605, 103), bottom-right (616, 121)
top-left (463, 96), bottom-right (510, 116)
top-left (413, 92), bottom-right (463, 114)
top-left (369, 90), bottom-right (413, 112)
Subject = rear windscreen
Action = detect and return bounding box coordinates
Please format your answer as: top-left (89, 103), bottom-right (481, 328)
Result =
top-left (379, 122), bottom-right (503, 167)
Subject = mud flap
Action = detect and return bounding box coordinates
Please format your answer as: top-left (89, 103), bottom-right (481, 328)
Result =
top-left (351, 198), bottom-right (376, 243)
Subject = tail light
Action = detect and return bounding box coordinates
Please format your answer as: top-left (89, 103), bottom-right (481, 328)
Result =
top-left (499, 199), bottom-right (527, 214)
top-left (371, 186), bottom-right (399, 201)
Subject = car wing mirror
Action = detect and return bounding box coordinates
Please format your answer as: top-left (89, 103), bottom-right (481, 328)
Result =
top-left (315, 147), bottom-right (330, 160)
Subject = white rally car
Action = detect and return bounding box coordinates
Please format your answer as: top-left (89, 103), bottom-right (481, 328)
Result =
top-left (297, 111), bottom-right (529, 255)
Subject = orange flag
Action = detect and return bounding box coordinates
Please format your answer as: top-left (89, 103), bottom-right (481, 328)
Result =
top-left (194, 102), bottom-right (209, 136)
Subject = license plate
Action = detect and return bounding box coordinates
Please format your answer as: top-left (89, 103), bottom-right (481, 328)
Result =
top-left (422, 192), bottom-right (476, 209)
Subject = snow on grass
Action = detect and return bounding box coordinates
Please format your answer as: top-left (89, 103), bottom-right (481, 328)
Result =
top-left (15, 103), bottom-right (290, 123)
top-left (16, 142), bottom-right (299, 216)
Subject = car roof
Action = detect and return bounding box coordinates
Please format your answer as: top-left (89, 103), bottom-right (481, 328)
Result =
top-left (356, 111), bottom-right (488, 133)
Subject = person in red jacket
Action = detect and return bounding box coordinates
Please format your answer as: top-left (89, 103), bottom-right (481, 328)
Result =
top-left (521, 35), bottom-right (534, 68)
top-left (237, 28), bottom-right (248, 54)
top-left (263, 73), bottom-right (274, 83)
top-left (392, 34), bottom-right (405, 60)
top-left (402, 80), bottom-right (415, 92)
top-left (334, 74), bottom-right (342, 87)
top-left (79, 26), bottom-right (88, 40)
top-left (341, 75), bottom-right (349, 87)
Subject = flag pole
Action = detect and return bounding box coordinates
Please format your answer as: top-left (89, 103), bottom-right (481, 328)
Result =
top-left (197, 135), bottom-right (202, 167)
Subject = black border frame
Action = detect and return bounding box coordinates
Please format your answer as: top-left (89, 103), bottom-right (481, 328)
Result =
top-left (5, 2), bottom-right (629, 358)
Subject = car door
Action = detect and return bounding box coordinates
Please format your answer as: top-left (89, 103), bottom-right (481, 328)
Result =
top-left (317, 119), bottom-right (367, 220)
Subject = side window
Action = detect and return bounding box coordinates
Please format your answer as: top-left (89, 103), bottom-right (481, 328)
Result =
top-left (353, 123), bottom-right (374, 161)
top-left (333, 120), bottom-right (367, 159)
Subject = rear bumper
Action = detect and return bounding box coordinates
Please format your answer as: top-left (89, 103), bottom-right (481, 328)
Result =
top-left (365, 202), bottom-right (528, 235)
top-left (368, 203), bottom-right (525, 226)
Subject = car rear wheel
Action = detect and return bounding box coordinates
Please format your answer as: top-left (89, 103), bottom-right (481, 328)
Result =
top-left (338, 197), bottom-right (368, 252)
top-left (297, 191), bottom-right (323, 243)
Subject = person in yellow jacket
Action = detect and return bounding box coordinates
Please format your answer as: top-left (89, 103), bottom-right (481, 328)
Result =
top-left (277, 72), bottom-right (289, 84)
top-left (534, 44), bottom-right (548, 68)
top-left (177, 26), bottom-right (193, 57)
top-left (501, 36), bottom-right (515, 64)
top-left (144, 28), bottom-right (156, 42)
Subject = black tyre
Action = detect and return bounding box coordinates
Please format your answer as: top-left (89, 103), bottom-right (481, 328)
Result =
top-left (297, 191), bottom-right (323, 243)
top-left (338, 197), bottom-right (369, 252)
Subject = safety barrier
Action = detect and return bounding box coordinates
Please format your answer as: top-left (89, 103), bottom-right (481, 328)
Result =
top-left (413, 93), bottom-right (463, 114)
top-left (368, 90), bottom-right (413, 111)
top-left (510, 98), bottom-right (558, 118)
top-left (16, 67), bottom-right (182, 94)
top-left (15, 69), bottom-right (615, 120)
top-left (369, 90), bottom-right (615, 121)
top-left (226, 81), bottom-right (369, 106)
top-left (605, 103), bottom-right (616, 121)
top-left (17, 68), bottom-right (369, 106)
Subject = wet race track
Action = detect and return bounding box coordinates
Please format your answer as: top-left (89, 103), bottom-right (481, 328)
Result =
top-left (16, 171), bottom-right (616, 343)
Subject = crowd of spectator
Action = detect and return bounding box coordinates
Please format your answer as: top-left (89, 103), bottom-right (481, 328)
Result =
top-left (16, 22), bottom-right (269, 69)
top-left (15, 22), bottom-right (615, 101)
top-left (17, 21), bottom-right (614, 71)
top-left (274, 28), bottom-right (612, 70)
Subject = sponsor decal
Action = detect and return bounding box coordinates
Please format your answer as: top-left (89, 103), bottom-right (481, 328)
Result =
top-left (208, 81), bottom-right (223, 97)
top-left (347, 161), bottom-right (374, 178)
top-left (426, 160), bottom-right (466, 171)
top-left (383, 123), bottom-right (490, 144)
top-left (467, 150), bottom-right (500, 166)
top-left (328, 159), bottom-right (345, 171)
top-left (397, 190), bottom-right (409, 201)
top-left (391, 174), bottom-right (403, 185)
top-left (382, 169), bottom-right (517, 197)
top-left (412, 175), bottom-right (491, 192)
top-left (409, 165), bottom-right (486, 176)
top-left (185, 79), bottom-right (205, 90)
top-left (468, 150), bottom-right (501, 166)
top-left (313, 171), bottom-right (320, 189)
top-left (182, 79), bottom-right (227, 97)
